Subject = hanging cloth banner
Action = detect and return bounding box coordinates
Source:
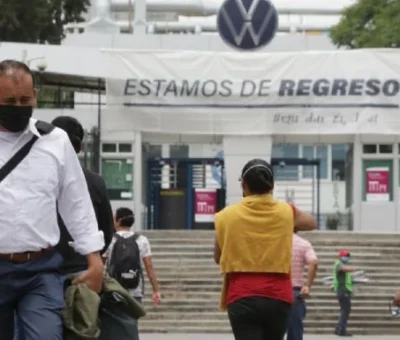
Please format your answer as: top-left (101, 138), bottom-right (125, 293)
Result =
top-left (103, 49), bottom-right (400, 135)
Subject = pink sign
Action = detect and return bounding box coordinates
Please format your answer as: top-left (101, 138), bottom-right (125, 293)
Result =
top-left (365, 167), bottom-right (390, 202)
top-left (194, 189), bottom-right (217, 223)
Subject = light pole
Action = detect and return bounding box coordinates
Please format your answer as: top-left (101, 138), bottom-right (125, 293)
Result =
top-left (21, 51), bottom-right (49, 108)
top-left (25, 57), bottom-right (48, 73)
top-left (21, 49), bottom-right (48, 72)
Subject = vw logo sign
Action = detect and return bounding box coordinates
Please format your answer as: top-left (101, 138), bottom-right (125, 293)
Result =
top-left (217, 0), bottom-right (279, 51)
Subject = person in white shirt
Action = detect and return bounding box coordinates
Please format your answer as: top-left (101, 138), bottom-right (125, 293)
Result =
top-left (0, 59), bottom-right (105, 340)
top-left (104, 207), bottom-right (161, 340)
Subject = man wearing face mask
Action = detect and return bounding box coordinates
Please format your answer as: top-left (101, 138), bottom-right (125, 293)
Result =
top-left (0, 59), bottom-right (105, 340)
top-left (333, 249), bottom-right (355, 337)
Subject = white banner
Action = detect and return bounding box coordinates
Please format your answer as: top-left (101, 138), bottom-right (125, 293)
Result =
top-left (104, 49), bottom-right (400, 135)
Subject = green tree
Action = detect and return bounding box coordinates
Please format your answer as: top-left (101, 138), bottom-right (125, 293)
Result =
top-left (330, 0), bottom-right (400, 48)
top-left (0, 0), bottom-right (90, 44)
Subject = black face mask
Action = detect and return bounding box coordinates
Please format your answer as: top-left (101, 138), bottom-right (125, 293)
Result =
top-left (0, 105), bottom-right (33, 132)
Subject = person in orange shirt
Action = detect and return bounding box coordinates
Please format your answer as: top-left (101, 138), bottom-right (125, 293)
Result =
top-left (213, 158), bottom-right (317, 340)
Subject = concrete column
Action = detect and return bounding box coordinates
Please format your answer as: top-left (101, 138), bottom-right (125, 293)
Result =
top-left (223, 135), bottom-right (273, 205)
top-left (352, 135), bottom-right (362, 232)
top-left (394, 141), bottom-right (399, 232)
top-left (134, 131), bottom-right (143, 230)
top-left (359, 142), bottom-right (396, 233)
top-left (133, 0), bottom-right (147, 35)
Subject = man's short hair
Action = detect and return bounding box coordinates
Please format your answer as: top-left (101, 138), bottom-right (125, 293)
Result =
top-left (0, 60), bottom-right (35, 86)
top-left (116, 207), bottom-right (135, 228)
top-left (52, 116), bottom-right (84, 153)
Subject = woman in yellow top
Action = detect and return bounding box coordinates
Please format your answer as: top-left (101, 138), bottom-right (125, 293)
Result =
top-left (214, 158), bottom-right (317, 340)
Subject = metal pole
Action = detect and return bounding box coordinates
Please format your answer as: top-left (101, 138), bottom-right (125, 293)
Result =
top-left (97, 78), bottom-right (102, 130)
top-left (134, 131), bottom-right (143, 230)
top-left (316, 160), bottom-right (321, 230)
top-left (128, 0), bottom-right (133, 33)
top-left (95, 78), bottom-right (102, 174)
top-left (133, 0), bottom-right (147, 35)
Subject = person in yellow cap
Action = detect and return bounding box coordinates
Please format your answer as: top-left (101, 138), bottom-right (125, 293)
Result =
top-left (333, 249), bottom-right (355, 337)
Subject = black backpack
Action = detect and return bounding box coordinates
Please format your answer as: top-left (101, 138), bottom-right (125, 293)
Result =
top-left (108, 234), bottom-right (142, 290)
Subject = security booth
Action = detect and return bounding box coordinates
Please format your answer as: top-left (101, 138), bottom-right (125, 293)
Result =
top-left (146, 158), bottom-right (226, 230)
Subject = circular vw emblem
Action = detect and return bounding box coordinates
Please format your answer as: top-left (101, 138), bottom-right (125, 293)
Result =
top-left (217, 0), bottom-right (279, 51)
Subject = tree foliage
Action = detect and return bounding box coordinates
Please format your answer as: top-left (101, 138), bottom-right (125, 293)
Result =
top-left (0, 0), bottom-right (90, 44)
top-left (330, 0), bottom-right (400, 49)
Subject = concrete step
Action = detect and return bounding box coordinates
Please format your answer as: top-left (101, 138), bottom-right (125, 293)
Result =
top-left (141, 305), bottom-right (394, 313)
top-left (144, 285), bottom-right (396, 296)
top-left (142, 230), bottom-right (400, 242)
top-left (141, 296), bottom-right (394, 306)
top-left (151, 255), bottom-right (398, 263)
top-left (142, 230), bottom-right (400, 239)
top-left (138, 325), bottom-right (400, 335)
top-left (146, 277), bottom-right (400, 286)
top-left (139, 294), bottom-right (396, 308)
top-left (150, 266), bottom-right (398, 277)
top-left (140, 303), bottom-right (393, 312)
top-left (138, 318), bottom-right (400, 328)
top-left (148, 269), bottom-right (400, 280)
top-left (141, 311), bottom-right (396, 320)
top-left (145, 240), bottom-right (400, 256)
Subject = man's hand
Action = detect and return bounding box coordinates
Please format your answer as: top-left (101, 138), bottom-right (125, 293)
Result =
top-left (152, 291), bottom-right (162, 305)
top-left (393, 290), bottom-right (400, 306)
top-left (300, 285), bottom-right (310, 299)
top-left (73, 252), bottom-right (104, 293)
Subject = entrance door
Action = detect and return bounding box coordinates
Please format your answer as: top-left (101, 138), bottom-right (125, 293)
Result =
top-left (271, 158), bottom-right (321, 228)
top-left (147, 158), bottom-right (225, 230)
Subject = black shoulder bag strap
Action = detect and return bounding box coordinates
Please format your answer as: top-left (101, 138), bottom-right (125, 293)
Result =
top-left (0, 120), bottom-right (55, 184)
top-left (132, 233), bottom-right (145, 295)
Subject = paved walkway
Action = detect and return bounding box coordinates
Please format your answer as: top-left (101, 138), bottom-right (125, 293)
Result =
top-left (141, 335), bottom-right (398, 340)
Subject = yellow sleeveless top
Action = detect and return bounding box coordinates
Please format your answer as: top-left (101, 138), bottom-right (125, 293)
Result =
top-left (214, 195), bottom-right (294, 310)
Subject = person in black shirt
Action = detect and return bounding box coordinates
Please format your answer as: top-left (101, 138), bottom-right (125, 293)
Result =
top-left (52, 116), bottom-right (114, 274)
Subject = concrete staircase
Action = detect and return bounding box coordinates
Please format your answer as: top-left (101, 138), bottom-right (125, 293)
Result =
top-left (138, 231), bottom-right (400, 335)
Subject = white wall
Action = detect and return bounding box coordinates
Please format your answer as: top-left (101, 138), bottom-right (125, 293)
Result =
top-left (63, 31), bottom-right (337, 52)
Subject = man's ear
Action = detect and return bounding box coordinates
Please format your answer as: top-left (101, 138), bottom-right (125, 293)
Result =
top-left (33, 88), bottom-right (37, 107)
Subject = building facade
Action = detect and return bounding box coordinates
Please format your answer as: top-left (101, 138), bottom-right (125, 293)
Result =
top-left (6, 0), bottom-right (397, 232)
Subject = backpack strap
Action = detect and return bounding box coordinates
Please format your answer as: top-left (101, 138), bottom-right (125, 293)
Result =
top-left (35, 120), bottom-right (55, 136)
top-left (131, 233), bottom-right (144, 294)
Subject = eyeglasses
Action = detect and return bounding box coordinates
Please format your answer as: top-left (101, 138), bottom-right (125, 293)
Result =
top-left (389, 300), bottom-right (400, 316)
